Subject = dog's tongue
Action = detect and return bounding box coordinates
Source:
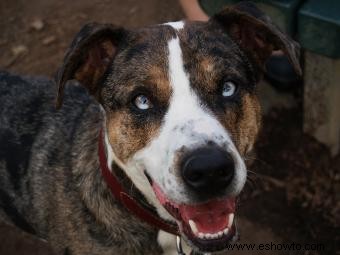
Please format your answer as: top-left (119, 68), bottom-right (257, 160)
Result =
top-left (179, 198), bottom-right (235, 233)
top-left (152, 183), bottom-right (236, 234)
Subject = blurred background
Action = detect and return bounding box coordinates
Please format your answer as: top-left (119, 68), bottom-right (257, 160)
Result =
top-left (0, 0), bottom-right (339, 254)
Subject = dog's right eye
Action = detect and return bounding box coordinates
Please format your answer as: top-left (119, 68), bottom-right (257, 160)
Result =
top-left (222, 81), bottom-right (237, 97)
top-left (133, 94), bottom-right (153, 110)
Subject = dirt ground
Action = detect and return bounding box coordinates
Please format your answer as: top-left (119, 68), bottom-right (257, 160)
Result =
top-left (0, 0), bottom-right (339, 254)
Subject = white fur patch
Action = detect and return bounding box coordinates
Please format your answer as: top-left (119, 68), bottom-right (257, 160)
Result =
top-left (158, 231), bottom-right (177, 255)
top-left (164, 21), bottom-right (185, 30)
top-left (158, 230), bottom-right (191, 255)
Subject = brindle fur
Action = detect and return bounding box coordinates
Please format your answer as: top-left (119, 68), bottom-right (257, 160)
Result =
top-left (0, 2), bottom-right (300, 254)
top-left (0, 73), bottom-right (161, 254)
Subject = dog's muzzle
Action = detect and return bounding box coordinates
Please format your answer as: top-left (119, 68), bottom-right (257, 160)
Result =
top-left (149, 145), bottom-right (239, 253)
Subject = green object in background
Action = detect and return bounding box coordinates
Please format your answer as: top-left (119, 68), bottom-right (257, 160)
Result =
top-left (198, 0), bottom-right (235, 16)
top-left (198, 0), bottom-right (237, 17)
top-left (199, 0), bottom-right (340, 58)
top-left (255, 0), bottom-right (302, 35)
top-left (199, 0), bottom-right (302, 35)
top-left (298, 0), bottom-right (340, 58)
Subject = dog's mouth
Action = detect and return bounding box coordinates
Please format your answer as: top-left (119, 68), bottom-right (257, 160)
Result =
top-left (152, 182), bottom-right (238, 252)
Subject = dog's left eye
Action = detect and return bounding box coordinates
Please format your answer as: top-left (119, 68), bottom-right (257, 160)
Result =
top-left (134, 94), bottom-right (153, 110)
top-left (222, 81), bottom-right (237, 97)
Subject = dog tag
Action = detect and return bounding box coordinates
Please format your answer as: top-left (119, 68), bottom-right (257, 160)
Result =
top-left (176, 236), bottom-right (186, 255)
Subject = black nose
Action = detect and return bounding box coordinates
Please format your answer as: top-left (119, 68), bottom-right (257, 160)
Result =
top-left (181, 146), bottom-right (235, 195)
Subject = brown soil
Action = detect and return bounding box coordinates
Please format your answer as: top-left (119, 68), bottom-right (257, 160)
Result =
top-left (0, 0), bottom-right (339, 254)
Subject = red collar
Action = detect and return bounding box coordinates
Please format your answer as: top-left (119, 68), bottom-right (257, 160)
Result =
top-left (98, 129), bottom-right (179, 235)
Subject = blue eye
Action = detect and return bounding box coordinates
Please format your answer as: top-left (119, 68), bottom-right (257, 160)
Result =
top-left (134, 94), bottom-right (153, 110)
top-left (222, 81), bottom-right (237, 97)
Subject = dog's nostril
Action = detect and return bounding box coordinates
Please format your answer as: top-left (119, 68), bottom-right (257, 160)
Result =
top-left (189, 172), bottom-right (203, 182)
top-left (217, 168), bottom-right (227, 177)
top-left (181, 147), bottom-right (235, 194)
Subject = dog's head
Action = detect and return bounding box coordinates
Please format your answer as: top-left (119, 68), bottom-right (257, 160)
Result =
top-left (56, 2), bottom-right (301, 253)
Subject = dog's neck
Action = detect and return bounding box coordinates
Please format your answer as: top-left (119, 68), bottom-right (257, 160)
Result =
top-left (70, 109), bottom-right (163, 253)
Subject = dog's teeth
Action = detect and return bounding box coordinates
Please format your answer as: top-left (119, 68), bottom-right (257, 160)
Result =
top-left (196, 230), bottom-right (232, 240)
top-left (228, 213), bottom-right (234, 228)
top-left (188, 219), bottom-right (198, 234)
top-left (197, 228), bottom-right (232, 240)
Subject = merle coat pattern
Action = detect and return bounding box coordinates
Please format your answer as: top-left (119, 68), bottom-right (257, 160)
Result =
top-left (0, 2), bottom-right (300, 254)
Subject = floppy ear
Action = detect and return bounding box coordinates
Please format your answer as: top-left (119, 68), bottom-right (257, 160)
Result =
top-left (212, 1), bottom-right (302, 80)
top-left (55, 23), bottom-right (126, 109)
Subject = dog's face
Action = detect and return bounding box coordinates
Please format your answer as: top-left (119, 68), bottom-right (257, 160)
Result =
top-left (56, 2), bottom-right (301, 253)
top-left (102, 21), bottom-right (259, 251)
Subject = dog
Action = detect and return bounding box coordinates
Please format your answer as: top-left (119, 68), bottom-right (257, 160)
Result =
top-left (0, 2), bottom-right (301, 254)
